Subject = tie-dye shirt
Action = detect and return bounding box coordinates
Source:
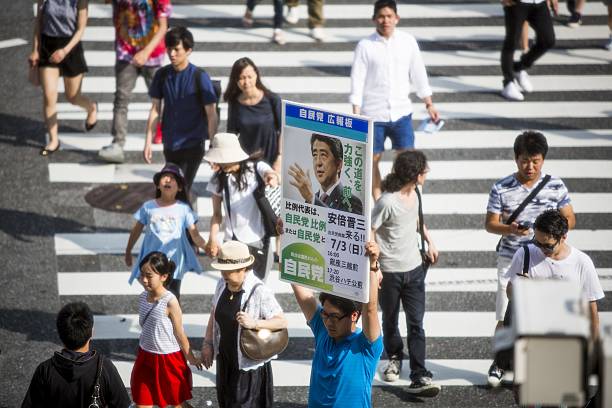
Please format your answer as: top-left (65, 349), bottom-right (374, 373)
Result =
top-left (112, 0), bottom-right (171, 66)
top-left (487, 173), bottom-right (571, 260)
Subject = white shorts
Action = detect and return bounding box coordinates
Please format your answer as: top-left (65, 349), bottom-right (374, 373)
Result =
top-left (495, 256), bottom-right (513, 321)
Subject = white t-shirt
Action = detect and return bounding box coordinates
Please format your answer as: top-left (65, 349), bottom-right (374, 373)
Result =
top-left (207, 161), bottom-right (272, 243)
top-left (505, 244), bottom-right (605, 302)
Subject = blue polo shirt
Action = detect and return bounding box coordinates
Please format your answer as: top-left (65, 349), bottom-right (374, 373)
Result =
top-left (149, 63), bottom-right (217, 151)
top-left (308, 306), bottom-right (383, 408)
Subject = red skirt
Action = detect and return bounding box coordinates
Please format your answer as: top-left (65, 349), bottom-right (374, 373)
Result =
top-left (131, 347), bottom-right (193, 406)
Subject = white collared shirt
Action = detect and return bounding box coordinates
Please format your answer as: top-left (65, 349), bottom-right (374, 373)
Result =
top-left (349, 30), bottom-right (433, 122)
top-left (315, 180), bottom-right (340, 204)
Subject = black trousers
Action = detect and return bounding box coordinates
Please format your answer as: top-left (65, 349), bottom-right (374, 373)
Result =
top-left (501, 2), bottom-right (555, 85)
top-left (379, 265), bottom-right (431, 381)
top-left (163, 141), bottom-right (206, 193)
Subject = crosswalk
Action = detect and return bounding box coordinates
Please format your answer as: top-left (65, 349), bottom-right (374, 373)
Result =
top-left (47, 0), bottom-right (612, 405)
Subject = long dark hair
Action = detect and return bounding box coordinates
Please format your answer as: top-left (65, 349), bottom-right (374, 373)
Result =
top-left (381, 150), bottom-right (428, 193)
top-left (155, 172), bottom-right (190, 207)
top-left (213, 151), bottom-right (264, 195)
top-left (223, 57), bottom-right (272, 103)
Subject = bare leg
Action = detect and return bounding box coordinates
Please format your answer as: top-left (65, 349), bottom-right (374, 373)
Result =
top-left (39, 67), bottom-right (61, 150)
top-left (372, 152), bottom-right (383, 200)
top-left (63, 73), bottom-right (97, 127)
top-left (521, 21), bottom-right (529, 53)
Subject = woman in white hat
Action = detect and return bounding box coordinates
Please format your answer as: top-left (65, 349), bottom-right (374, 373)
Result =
top-left (204, 132), bottom-right (280, 280)
top-left (201, 240), bottom-right (287, 407)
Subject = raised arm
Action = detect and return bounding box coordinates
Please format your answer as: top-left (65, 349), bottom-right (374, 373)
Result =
top-left (362, 241), bottom-right (382, 342)
top-left (291, 283), bottom-right (318, 322)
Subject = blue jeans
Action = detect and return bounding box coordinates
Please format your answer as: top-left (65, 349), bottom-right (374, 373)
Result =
top-left (379, 265), bottom-right (431, 381)
top-left (373, 114), bottom-right (415, 154)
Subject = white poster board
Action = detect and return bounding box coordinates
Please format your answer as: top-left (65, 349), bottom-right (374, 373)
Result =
top-left (279, 101), bottom-right (373, 302)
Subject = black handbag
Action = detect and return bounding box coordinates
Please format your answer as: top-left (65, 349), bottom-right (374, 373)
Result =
top-left (415, 187), bottom-right (431, 273)
top-left (253, 169), bottom-right (280, 237)
top-left (239, 284), bottom-right (289, 361)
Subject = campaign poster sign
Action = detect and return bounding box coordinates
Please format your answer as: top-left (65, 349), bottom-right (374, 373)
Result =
top-left (279, 101), bottom-right (373, 302)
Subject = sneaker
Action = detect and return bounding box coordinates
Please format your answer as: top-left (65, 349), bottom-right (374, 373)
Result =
top-left (310, 26), bottom-right (326, 42)
top-left (567, 12), bottom-right (582, 28)
top-left (514, 70), bottom-right (533, 93)
top-left (242, 9), bottom-right (254, 28)
top-left (487, 362), bottom-right (504, 388)
top-left (272, 28), bottom-right (286, 45)
top-left (285, 6), bottom-right (299, 25)
top-left (605, 35), bottom-right (612, 51)
top-left (406, 376), bottom-right (441, 397)
top-left (501, 80), bottom-right (524, 101)
top-left (382, 358), bottom-right (401, 382)
top-left (98, 142), bottom-right (125, 163)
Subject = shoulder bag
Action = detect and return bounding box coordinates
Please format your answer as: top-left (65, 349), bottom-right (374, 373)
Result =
top-left (254, 168), bottom-right (281, 237)
top-left (495, 175), bottom-right (551, 252)
top-left (88, 354), bottom-right (105, 408)
top-left (415, 187), bottom-right (431, 273)
top-left (239, 283), bottom-right (289, 361)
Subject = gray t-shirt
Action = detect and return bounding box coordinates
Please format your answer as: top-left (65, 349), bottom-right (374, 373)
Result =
top-left (371, 192), bottom-right (422, 273)
top-left (42, 0), bottom-right (79, 38)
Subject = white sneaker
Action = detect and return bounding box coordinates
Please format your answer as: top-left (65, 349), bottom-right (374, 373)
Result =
top-left (605, 35), bottom-right (612, 51)
top-left (285, 6), bottom-right (299, 24)
top-left (310, 26), bottom-right (325, 42)
top-left (272, 28), bottom-right (286, 45)
top-left (501, 81), bottom-right (524, 101)
top-left (514, 70), bottom-right (533, 93)
top-left (98, 142), bottom-right (125, 163)
top-left (382, 358), bottom-right (401, 382)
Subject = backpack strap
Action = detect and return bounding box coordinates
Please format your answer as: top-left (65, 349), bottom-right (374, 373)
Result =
top-left (517, 245), bottom-right (530, 278)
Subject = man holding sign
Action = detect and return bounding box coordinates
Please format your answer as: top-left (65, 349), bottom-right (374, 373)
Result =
top-left (291, 241), bottom-right (383, 407)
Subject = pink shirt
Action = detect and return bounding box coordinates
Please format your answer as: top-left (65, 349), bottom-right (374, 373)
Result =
top-left (113, 0), bottom-right (171, 66)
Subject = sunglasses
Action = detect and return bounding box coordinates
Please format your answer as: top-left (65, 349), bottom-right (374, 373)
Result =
top-left (531, 238), bottom-right (560, 252)
top-left (320, 310), bottom-right (350, 323)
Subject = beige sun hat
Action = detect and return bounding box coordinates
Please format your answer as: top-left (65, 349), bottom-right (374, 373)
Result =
top-left (203, 133), bottom-right (249, 164)
top-left (210, 241), bottom-right (255, 271)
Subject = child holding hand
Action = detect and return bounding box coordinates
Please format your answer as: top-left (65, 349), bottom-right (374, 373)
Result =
top-left (126, 163), bottom-right (207, 299)
top-left (131, 251), bottom-right (202, 408)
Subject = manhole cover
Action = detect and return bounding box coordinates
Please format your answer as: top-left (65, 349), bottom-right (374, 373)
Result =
top-left (85, 183), bottom-right (155, 214)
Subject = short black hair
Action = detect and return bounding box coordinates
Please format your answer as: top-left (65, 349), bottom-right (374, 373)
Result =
top-left (319, 292), bottom-right (362, 317)
top-left (56, 302), bottom-right (94, 350)
top-left (534, 209), bottom-right (569, 241)
top-left (373, 0), bottom-right (397, 17)
top-left (513, 130), bottom-right (548, 159)
top-left (310, 133), bottom-right (343, 162)
top-left (165, 26), bottom-right (194, 50)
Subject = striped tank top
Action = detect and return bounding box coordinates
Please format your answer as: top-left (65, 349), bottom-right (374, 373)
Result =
top-left (138, 291), bottom-right (181, 354)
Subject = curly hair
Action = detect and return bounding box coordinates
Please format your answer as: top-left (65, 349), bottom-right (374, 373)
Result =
top-left (534, 209), bottom-right (569, 241)
top-left (381, 150), bottom-right (428, 193)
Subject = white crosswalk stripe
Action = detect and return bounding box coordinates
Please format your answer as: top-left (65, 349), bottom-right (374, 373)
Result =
top-left (46, 0), bottom-right (612, 402)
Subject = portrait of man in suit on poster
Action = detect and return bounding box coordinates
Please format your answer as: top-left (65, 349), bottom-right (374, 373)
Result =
top-left (288, 133), bottom-right (363, 215)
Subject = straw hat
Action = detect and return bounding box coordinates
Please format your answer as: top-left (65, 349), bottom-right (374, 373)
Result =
top-left (210, 241), bottom-right (255, 271)
top-left (203, 133), bottom-right (249, 164)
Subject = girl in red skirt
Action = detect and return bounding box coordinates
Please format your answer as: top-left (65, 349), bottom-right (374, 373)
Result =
top-left (131, 251), bottom-right (202, 407)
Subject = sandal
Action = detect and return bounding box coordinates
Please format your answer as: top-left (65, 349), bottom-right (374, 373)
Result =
top-left (85, 101), bottom-right (98, 132)
top-left (40, 141), bottom-right (61, 157)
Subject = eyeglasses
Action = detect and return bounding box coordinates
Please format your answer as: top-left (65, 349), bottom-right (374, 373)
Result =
top-left (531, 238), bottom-right (560, 252)
top-left (320, 310), bottom-right (350, 323)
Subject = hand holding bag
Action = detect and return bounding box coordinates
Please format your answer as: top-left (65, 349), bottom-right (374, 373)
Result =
top-left (239, 283), bottom-right (289, 361)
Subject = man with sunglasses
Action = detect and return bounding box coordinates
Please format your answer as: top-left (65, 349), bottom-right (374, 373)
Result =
top-left (291, 241), bottom-right (383, 407)
top-left (504, 209), bottom-right (604, 337)
top-left (485, 131), bottom-right (576, 386)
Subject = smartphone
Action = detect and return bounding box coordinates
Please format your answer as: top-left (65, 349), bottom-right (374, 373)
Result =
top-left (517, 223), bottom-right (530, 230)
top-left (418, 118), bottom-right (445, 134)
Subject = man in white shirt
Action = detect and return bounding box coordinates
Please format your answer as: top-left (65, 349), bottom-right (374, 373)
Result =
top-left (350, 0), bottom-right (439, 200)
top-left (489, 209), bottom-right (605, 386)
top-left (500, 0), bottom-right (558, 101)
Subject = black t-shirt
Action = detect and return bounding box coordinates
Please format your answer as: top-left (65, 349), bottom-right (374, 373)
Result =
top-left (215, 286), bottom-right (244, 366)
top-left (227, 92), bottom-right (281, 165)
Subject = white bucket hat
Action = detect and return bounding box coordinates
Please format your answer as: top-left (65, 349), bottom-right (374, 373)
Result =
top-left (210, 241), bottom-right (255, 271)
top-left (203, 133), bottom-right (249, 164)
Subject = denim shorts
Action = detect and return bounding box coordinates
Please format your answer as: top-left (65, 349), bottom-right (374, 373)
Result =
top-left (373, 114), bottom-right (415, 154)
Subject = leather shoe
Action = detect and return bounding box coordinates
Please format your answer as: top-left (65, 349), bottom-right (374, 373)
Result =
top-left (85, 101), bottom-right (98, 132)
top-left (40, 141), bottom-right (61, 156)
